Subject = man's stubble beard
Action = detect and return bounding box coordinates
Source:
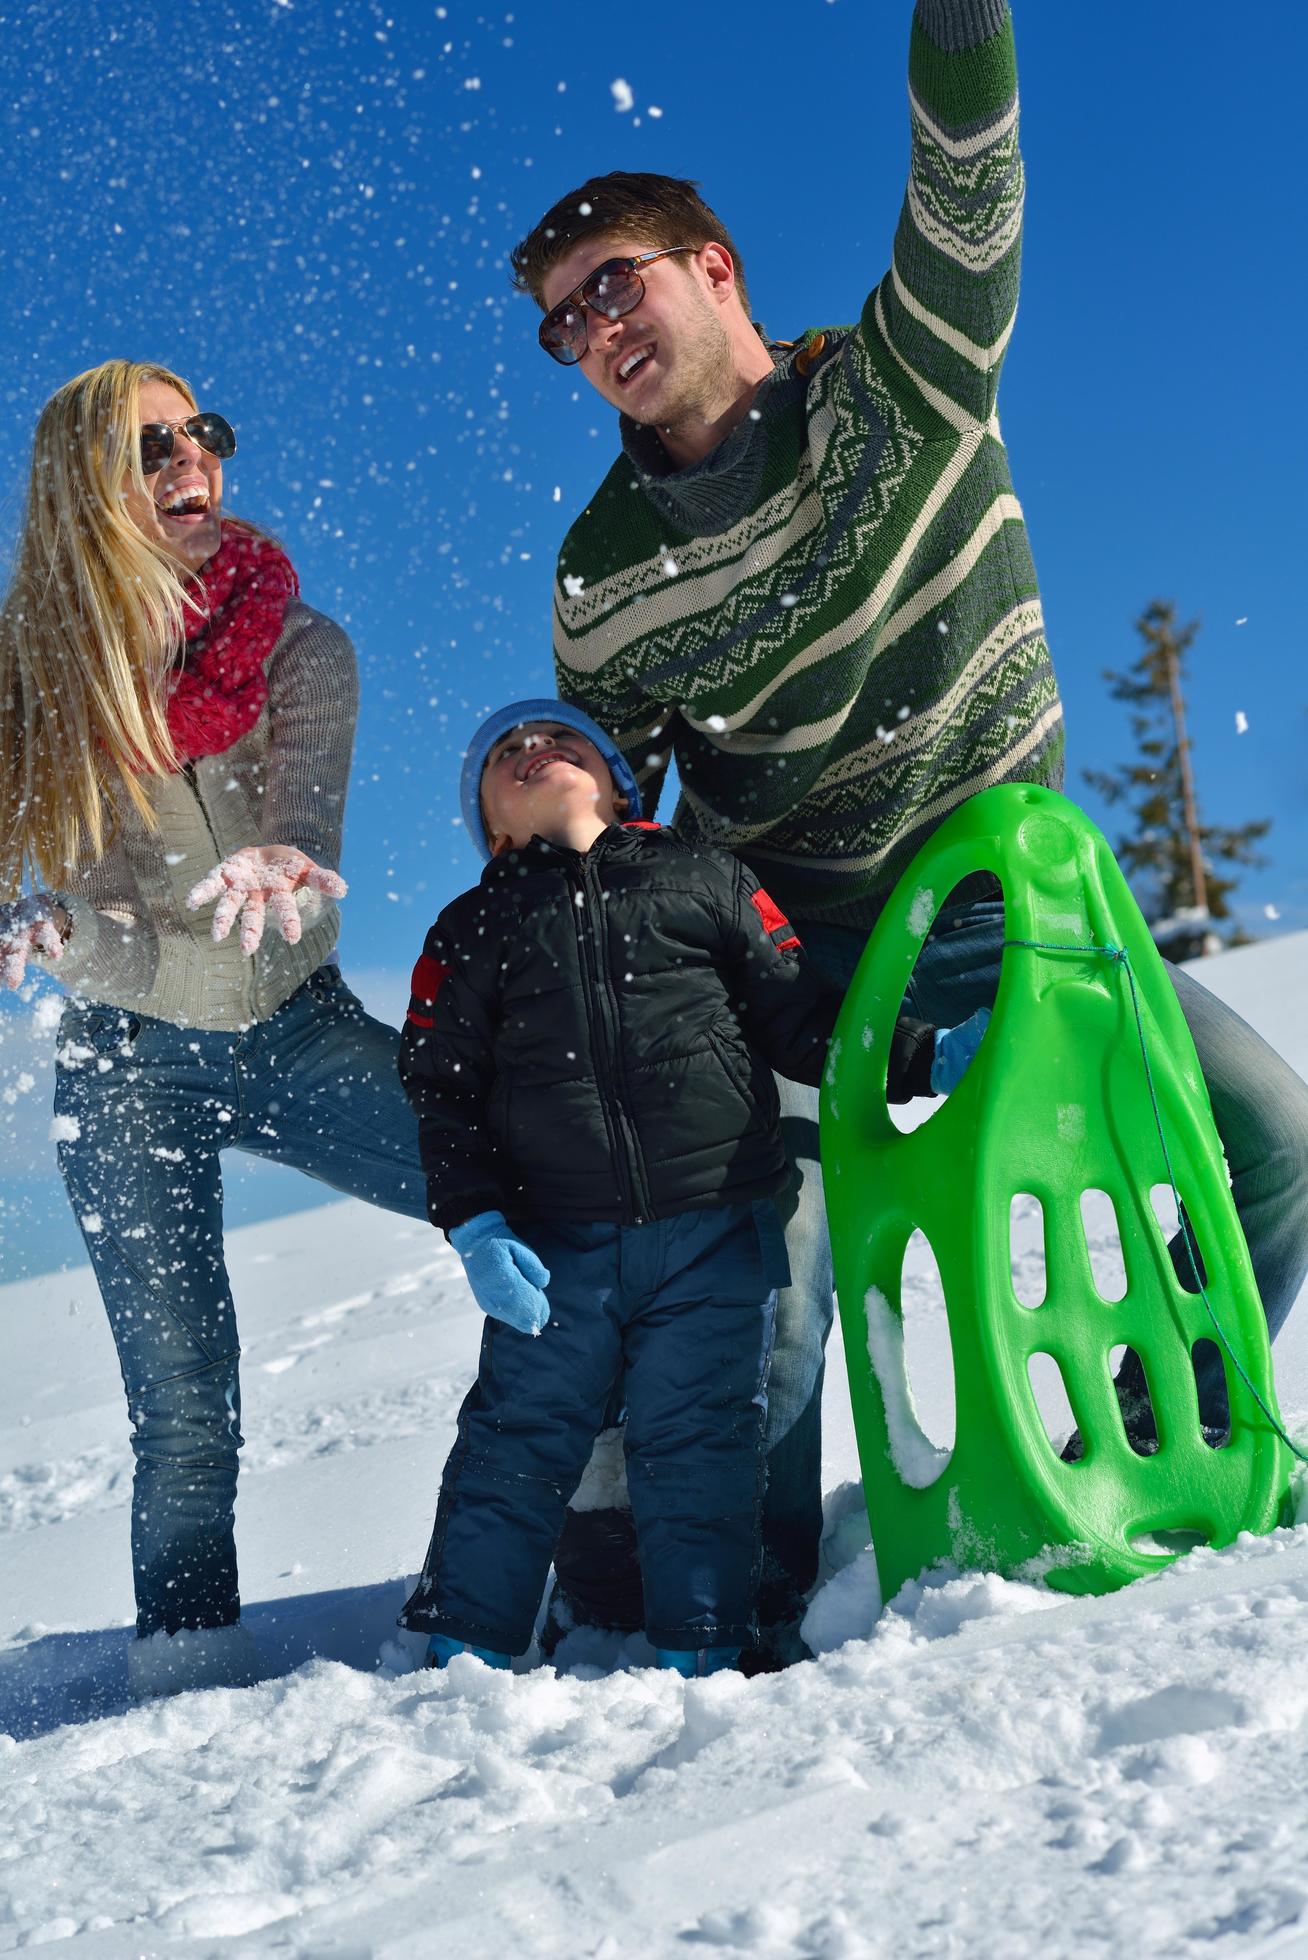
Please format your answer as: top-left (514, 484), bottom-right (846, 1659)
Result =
top-left (628, 289), bottom-right (738, 448)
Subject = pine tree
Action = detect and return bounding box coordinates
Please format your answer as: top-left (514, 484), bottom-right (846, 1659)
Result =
top-left (1084, 602), bottom-right (1270, 960)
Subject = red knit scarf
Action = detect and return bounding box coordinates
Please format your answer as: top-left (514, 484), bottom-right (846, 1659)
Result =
top-left (166, 526), bottom-right (299, 765)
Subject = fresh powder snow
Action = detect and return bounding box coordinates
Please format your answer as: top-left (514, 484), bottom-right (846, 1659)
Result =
top-left (0, 934), bottom-right (1306, 1955)
top-left (863, 1285), bottom-right (952, 1488)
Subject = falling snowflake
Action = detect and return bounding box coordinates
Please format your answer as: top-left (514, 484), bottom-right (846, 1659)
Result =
top-left (611, 79), bottom-right (634, 113)
top-left (1235, 711), bottom-right (1248, 734)
top-left (563, 573), bottom-right (585, 598)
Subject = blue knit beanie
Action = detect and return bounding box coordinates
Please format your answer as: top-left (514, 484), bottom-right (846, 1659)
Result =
top-left (460, 698), bottom-right (643, 861)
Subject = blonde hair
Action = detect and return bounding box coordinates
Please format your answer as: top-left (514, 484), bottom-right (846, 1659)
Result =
top-left (0, 359), bottom-right (200, 898)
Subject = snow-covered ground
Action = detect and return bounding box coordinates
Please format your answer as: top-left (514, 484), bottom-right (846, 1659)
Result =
top-left (2, 934), bottom-right (1306, 1957)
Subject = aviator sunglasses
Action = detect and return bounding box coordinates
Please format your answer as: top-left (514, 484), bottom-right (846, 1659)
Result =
top-left (139, 413), bottom-right (237, 475)
top-left (538, 245), bottom-right (696, 366)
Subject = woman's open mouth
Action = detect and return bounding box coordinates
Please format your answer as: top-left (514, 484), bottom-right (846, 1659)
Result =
top-left (155, 485), bottom-right (213, 526)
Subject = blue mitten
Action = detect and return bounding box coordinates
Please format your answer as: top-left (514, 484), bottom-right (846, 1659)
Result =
top-left (930, 1007), bottom-right (991, 1096)
top-left (449, 1210), bottom-right (551, 1336)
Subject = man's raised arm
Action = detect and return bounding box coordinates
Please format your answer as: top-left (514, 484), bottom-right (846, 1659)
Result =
top-left (867, 0), bottom-right (1021, 431)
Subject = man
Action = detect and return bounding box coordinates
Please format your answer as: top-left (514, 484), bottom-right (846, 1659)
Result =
top-left (511, 0), bottom-right (1308, 1666)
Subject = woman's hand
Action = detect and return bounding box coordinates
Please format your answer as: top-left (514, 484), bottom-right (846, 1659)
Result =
top-left (186, 846), bottom-right (348, 955)
top-left (0, 894), bottom-right (67, 990)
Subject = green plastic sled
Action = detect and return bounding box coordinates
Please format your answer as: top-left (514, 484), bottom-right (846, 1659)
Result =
top-left (820, 783), bottom-right (1292, 1603)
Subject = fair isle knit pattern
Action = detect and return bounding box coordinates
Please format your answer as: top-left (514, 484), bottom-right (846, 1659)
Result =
top-left (552, 0), bottom-right (1063, 930)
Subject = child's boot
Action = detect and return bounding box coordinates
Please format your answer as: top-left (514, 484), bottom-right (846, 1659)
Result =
top-left (425, 1633), bottom-right (511, 1670)
top-left (653, 1646), bottom-right (741, 1678)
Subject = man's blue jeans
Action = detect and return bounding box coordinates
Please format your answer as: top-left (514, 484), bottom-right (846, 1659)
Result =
top-left (764, 900), bottom-right (1308, 1626)
top-left (54, 967), bottom-right (428, 1637)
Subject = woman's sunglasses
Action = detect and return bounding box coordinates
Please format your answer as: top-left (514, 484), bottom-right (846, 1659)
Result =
top-left (538, 245), bottom-right (695, 366)
top-left (139, 413), bottom-right (237, 475)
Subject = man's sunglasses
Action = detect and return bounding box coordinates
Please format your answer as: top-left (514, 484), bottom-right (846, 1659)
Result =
top-left (139, 413), bottom-right (237, 475)
top-left (538, 245), bottom-right (696, 366)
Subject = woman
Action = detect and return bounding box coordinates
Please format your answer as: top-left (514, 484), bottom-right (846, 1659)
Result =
top-left (0, 360), bottom-right (428, 1694)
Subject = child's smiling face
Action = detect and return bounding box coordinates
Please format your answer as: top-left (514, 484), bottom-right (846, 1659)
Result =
top-left (480, 721), bottom-right (626, 855)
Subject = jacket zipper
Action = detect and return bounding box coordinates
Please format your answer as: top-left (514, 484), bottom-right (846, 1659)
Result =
top-left (182, 762), bottom-right (218, 850)
top-left (569, 854), bottom-right (652, 1223)
top-left (184, 763), bottom-right (256, 1019)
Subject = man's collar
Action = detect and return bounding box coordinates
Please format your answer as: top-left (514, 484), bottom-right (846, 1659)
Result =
top-left (619, 338), bottom-right (796, 484)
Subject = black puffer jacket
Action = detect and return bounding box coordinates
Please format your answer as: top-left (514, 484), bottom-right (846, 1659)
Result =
top-left (399, 824), bottom-right (935, 1232)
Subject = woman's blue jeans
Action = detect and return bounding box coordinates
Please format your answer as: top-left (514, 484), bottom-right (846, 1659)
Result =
top-left (764, 901), bottom-right (1308, 1628)
top-left (54, 967), bottom-right (428, 1637)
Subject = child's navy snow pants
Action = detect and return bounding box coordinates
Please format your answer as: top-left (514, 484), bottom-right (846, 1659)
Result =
top-left (399, 1201), bottom-right (786, 1655)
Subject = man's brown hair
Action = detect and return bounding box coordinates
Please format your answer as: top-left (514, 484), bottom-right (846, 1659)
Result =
top-left (510, 171), bottom-right (751, 315)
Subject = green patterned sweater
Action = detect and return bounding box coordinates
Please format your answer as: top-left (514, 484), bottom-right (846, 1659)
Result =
top-left (553, 0), bottom-right (1063, 929)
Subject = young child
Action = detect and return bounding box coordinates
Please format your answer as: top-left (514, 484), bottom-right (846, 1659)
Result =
top-left (397, 699), bottom-right (975, 1676)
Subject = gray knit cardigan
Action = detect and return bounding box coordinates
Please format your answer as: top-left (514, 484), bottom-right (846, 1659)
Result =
top-left (39, 601), bottom-right (358, 1032)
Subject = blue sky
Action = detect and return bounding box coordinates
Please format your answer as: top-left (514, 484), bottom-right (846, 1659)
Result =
top-left (1, 0), bottom-right (1305, 1275)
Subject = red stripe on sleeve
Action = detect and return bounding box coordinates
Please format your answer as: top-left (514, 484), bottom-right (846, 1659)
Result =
top-left (751, 887), bottom-right (801, 952)
top-left (407, 951), bottom-right (450, 1026)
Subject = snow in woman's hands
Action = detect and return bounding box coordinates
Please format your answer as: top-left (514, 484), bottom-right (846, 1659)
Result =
top-left (186, 846), bottom-right (348, 953)
top-left (0, 894), bottom-right (63, 990)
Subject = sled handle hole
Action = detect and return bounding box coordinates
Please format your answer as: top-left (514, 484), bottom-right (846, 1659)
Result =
top-left (1080, 1189), bottom-right (1128, 1303)
top-left (1109, 1343), bottom-right (1159, 1457)
top-left (1027, 1351), bottom-right (1077, 1456)
top-left (898, 1229), bottom-right (956, 1459)
top-left (1148, 1183), bottom-right (1181, 1240)
top-left (883, 876), bottom-right (1003, 1138)
top-left (1191, 1339), bottom-right (1231, 1449)
top-left (1148, 1183), bottom-right (1209, 1296)
top-left (863, 1233), bottom-right (954, 1489)
top-left (1010, 1193), bottom-right (1047, 1309)
top-left (1127, 1525), bottom-right (1211, 1558)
